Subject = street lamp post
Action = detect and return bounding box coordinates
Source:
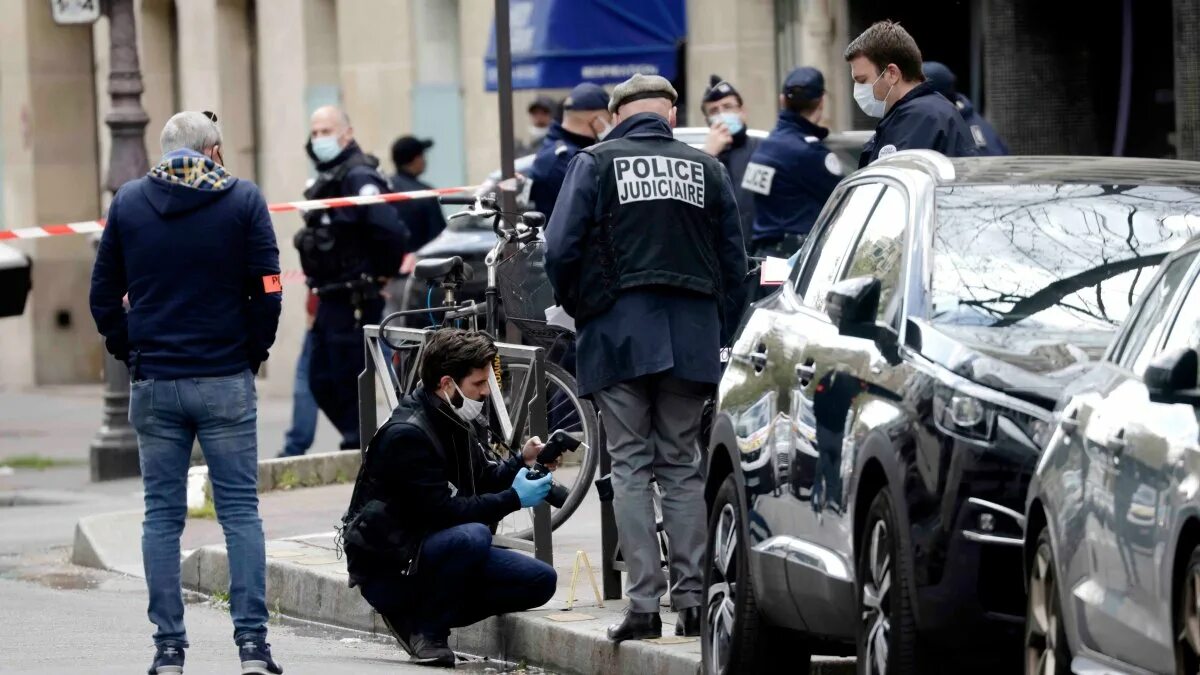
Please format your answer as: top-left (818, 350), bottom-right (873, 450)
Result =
top-left (89, 0), bottom-right (149, 481)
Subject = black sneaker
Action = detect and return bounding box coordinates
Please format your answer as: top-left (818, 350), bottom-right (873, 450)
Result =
top-left (407, 635), bottom-right (456, 668)
top-left (148, 643), bottom-right (185, 674)
top-left (238, 640), bottom-right (283, 675)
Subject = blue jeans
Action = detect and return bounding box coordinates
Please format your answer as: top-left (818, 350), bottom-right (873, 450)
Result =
top-left (359, 523), bottom-right (557, 639)
top-left (129, 370), bottom-right (268, 648)
top-left (281, 331), bottom-right (318, 457)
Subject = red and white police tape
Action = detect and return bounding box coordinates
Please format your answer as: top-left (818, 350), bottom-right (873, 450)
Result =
top-left (0, 185), bottom-right (478, 242)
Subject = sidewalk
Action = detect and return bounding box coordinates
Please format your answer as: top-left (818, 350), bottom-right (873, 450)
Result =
top-left (74, 479), bottom-right (854, 674)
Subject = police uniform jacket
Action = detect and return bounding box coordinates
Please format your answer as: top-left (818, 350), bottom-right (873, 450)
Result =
top-left (545, 112), bottom-right (748, 396)
top-left (299, 140), bottom-right (409, 287)
top-left (859, 81), bottom-right (980, 168)
top-left (527, 121), bottom-right (595, 219)
top-left (954, 94), bottom-right (1009, 157)
top-left (717, 130), bottom-right (761, 245)
top-left (743, 111), bottom-right (842, 244)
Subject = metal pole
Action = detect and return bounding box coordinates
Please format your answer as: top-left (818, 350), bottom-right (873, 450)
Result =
top-left (493, 0), bottom-right (523, 345)
top-left (90, 0), bottom-right (150, 481)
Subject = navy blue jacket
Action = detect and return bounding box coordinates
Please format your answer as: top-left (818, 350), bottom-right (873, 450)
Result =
top-left (545, 113), bottom-right (747, 396)
top-left (954, 94), bottom-right (1009, 156)
top-left (859, 82), bottom-right (980, 168)
top-left (717, 131), bottom-right (762, 245)
top-left (389, 170), bottom-right (446, 252)
top-left (90, 150), bottom-right (281, 380)
top-left (745, 112), bottom-right (843, 243)
top-left (527, 121), bottom-right (595, 219)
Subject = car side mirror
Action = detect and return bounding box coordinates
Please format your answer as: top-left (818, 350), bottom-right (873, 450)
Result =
top-left (1145, 347), bottom-right (1199, 403)
top-left (826, 276), bottom-right (880, 336)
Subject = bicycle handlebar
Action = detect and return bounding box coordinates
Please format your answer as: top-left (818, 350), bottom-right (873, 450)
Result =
top-left (439, 194), bottom-right (498, 208)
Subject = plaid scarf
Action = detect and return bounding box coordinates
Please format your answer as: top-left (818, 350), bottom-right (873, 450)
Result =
top-left (150, 154), bottom-right (232, 190)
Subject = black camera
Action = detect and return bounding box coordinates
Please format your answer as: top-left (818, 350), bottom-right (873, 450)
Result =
top-left (524, 429), bottom-right (585, 509)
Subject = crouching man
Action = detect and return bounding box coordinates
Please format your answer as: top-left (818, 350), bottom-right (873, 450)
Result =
top-left (340, 329), bottom-right (558, 668)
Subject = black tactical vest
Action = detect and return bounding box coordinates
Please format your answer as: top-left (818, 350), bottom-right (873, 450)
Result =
top-left (293, 152), bottom-right (379, 283)
top-left (573, 134), bottom-right (725, 321)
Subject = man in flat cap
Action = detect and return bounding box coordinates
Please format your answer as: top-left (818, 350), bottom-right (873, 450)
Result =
top-left (743, 66), bottom-right (843, 261)
top-left (545, 73), bottom-right (747, 643)
top-left (700, 75), bottom-right (761, 245)
top-left (528, 82), bottom-right (613, 218)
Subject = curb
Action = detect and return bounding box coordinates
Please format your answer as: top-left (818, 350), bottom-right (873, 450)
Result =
top-left (181, 540), bottom-right (854, 675)
top-left (186, 450), bottom-right (360, 509)
top-left (71, 509), bottom-right (145, 577)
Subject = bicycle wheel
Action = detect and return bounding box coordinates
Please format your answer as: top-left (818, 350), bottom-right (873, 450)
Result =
top-left (493, 359), bottom-right (599, 538)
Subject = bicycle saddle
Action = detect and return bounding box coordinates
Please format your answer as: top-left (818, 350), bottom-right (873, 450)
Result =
top-left (414, 256), bottom-right (472, 281)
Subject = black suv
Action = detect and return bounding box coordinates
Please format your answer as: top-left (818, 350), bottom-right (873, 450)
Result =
top-left (703, 152), bottom-right (1200, 673)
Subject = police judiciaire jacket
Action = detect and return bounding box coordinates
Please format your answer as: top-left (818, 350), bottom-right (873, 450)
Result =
top-left (743, 111), bottom-right (842, 243)
top-left (859, 81), bottom-right (980, 168)
top-left (342, 388), bottom-right (525, 586)
top-left (545, 112), bottom-right (748, 396)
top-left (90, 149), bottom-right (282, 380)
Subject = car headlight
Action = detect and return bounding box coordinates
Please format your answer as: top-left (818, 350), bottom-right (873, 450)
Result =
top-left (933, 383), bottom-right (1051, 447)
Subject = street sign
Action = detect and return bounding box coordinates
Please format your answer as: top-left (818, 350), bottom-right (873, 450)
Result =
top-left (50, 0), bottom-right (101, 24)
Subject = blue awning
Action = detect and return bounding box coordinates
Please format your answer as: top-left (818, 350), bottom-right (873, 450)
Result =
top-left (485, 0), bottom-right (686, 91)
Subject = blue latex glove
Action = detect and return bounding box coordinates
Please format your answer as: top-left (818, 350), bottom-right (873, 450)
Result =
top-left (512, 467), bottom-right (553, 508)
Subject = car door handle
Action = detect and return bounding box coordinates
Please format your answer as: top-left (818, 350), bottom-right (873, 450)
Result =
top-left (1105, 429), bottom-right (1127, 455)
top-left (749, 344), bottom-right (768, 372)
top-left (796, 362), bottom-right (816, 385)
top-left (1061, 409), bottom-right (1079, 435)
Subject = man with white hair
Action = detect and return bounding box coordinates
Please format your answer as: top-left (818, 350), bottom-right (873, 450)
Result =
top-left (90, 110), bottom-right (284, 675)
top-left (545, 74), bottom-right (748, 643)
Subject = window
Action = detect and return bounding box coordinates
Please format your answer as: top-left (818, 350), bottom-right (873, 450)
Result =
top-left (842, 187), bottom-right (907, 322)
top-left (796, 184), bottom-right (884, 310)
top-left (1160, 264), bottom-right (1200, 357)
top-left (1116, 252), bottom-right (1197, 375)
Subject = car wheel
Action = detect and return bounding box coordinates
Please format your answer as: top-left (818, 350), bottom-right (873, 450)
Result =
top-left (1025, 528), bottom-right (1070, 675)
top-left (1175, 545), bottom-right (1200, 674)
top-left (701, 475), bottom-right (810, 675)
top-left (857, 488), bottom-right (918, 675)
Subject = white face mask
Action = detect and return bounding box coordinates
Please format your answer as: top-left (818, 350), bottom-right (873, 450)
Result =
top-left (443, 381), bottom-right (485, 422)
top-left (854, 72), bottom-right (891, 119)
top-left (528, 125), bottom-right (548, 141)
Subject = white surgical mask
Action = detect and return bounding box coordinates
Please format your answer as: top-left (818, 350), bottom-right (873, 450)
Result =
top-left (854, 72), bottom-right (891, 119)
top-left (528, 125), bottom-right (548, 141)
top-left (444, 381), bottom-right (485, 422)
top-left (596, 120), bottom-right (614, 141)
top-left (311, 136), bottom-right (342, 163)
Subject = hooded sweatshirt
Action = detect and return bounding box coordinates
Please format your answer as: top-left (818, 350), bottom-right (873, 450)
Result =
top-left (90, 149), bottom-right (282, 380)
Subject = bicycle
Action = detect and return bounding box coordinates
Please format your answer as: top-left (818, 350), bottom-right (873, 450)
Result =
top-left (371, 194), bottom-right (599, 540)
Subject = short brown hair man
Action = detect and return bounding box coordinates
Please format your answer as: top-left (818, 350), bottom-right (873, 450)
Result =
top-left (844, 20), bottom-right (979, 167)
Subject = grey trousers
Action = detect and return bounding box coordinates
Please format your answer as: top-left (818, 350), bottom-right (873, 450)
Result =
top-left (593, 373), bottom-right (709, 613)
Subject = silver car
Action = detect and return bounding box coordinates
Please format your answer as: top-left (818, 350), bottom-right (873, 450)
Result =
top-left (1025, 233), bottom-right (1200, 675)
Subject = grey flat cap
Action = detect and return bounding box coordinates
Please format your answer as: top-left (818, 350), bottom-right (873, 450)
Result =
top-left (608, 73), bottom-right (678, 114)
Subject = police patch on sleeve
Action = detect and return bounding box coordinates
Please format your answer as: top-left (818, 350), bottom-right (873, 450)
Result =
top-left (613, 156), bottom-right (706, 208)
top-left (877, 144), bottom-right (898, 159)
top-left (824, 153), bottom-right (843, 176)
top-left (970, 125), bottom-right (987, 149)
top-left (741, 162), bottom-right (775, 196)
top-left (358, 183), bottom-right (381, 196)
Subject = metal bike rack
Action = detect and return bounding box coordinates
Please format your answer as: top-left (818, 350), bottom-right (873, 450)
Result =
top-left (358, 324), bottom-right (554, 566)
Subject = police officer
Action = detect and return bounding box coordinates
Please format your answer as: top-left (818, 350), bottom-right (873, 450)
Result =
top-left (742, 67), bottom-right (843, 260)
top-left (700, 75), bottom-right (761, 244)
top-left (389, 135), bottom-right (447, 273)
top-left (545, 74), bottom-right (747, 643)
top-left (923, 61), bottom-right (1009, 156)
top-left (845, 20), bottom-right (978, 168)
top-left (295, 106), bottom-right (408, 449)
top-left (527, 82), bottom-right (611, 218)
top-left (515, 95), bottom-right (557, 156)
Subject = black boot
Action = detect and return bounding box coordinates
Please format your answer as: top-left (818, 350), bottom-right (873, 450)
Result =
top-left (607, 610), bottom-right (662, 642)
top-left (406, 635), bottom-right (456, 668)
top-left (675, 606), bottom-right (701, 637)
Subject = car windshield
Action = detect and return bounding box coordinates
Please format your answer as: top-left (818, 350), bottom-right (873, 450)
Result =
top-left (930, 184), bottom-right (1200, 339)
